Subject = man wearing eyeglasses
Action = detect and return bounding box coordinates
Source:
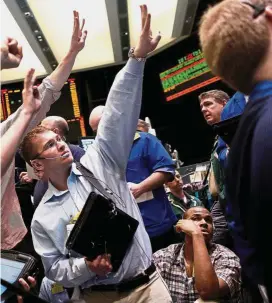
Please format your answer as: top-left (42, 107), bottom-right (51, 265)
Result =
top-left (20, 6), bottom-right (173, 303)
top-left (32, 116), bottom-right (85, 208)
top-left (199, 0), bottom-right (272, 300)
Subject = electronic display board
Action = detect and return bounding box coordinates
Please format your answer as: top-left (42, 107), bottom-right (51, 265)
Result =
top-left (159, 48), bottom-right (220, 102)
top-left (1, 78), bottom-right (86, 142)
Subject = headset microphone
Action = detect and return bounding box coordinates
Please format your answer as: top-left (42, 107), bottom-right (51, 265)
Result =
top-left (39, 153), bottom-right (70, 160)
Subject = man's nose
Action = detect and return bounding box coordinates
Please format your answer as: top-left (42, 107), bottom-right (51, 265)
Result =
top-left (199, 218), bottom-right (208, 227)
top-left (57, 140), bottom-right (66, 151)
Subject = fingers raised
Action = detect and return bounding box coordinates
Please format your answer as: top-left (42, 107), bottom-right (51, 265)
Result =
top-left (24, 68), bottom-right (35, 90)
top-left (143, 13), bottom-right (151, 35)
top-left (141, 5), bottom-right (148, 30)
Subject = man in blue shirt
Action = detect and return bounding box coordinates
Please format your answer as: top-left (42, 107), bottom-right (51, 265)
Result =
top-left (127, 120), bottom-right (177, 252)
top-left (216, 92), bottom-right (247, 168)
top-left (200, 1), bottom-right (272, 300)
top-left (89, 114), bottom-right (177, 252)
top-left (20, 5), bottom-right (172, 303)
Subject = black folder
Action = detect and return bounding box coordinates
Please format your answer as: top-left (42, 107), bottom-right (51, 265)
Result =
top-left (66, 191), bottom-right (139, 273)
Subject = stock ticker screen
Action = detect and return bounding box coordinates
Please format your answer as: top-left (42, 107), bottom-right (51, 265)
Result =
top-left (1, 78), bottom-right (86, 143)
top-left (159, 48), bottom-right (220, 102)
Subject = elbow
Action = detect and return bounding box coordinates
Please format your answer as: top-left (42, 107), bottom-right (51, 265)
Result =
top-left (199, 291), bottom-right (217, 301)
top-left (163, 172), bottom-right (174, 183)
top-left (197, 286), bottom-right (220, 301)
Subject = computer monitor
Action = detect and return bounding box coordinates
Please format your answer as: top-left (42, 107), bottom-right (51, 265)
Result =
top-left (78, 136), bottom-right (95, 152)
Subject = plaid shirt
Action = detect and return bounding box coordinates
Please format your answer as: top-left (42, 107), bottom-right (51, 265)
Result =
top-left (153, 243), bottom-right (241, 303)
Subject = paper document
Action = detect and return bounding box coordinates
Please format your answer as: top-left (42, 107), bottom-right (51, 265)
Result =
top-left (128, 182), bottom-right (154, 203)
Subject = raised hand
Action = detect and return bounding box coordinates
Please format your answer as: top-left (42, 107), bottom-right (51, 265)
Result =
top-left (22, 69), bottom-right (41, 115)
top-left (69, 10), bottom-right (88, 53)
top-left (134, 5), bottom-right (161, 58)
top-left (1, 37), bottom-right (23, 69)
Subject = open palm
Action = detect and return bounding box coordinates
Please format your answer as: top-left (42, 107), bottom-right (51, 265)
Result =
top-left (134, 5), bottom-right (161, 58)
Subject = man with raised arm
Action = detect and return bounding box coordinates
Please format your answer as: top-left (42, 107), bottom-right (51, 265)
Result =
top-left (20, 5), bottom-right (172, 303)
top-left (1, 10), bottom-right (87, 250)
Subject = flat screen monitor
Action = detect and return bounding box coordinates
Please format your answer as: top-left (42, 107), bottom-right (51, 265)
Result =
top-left (78, 136), bottom-right (95, 152)
top-left (158, 34), bottom-right (221, 102)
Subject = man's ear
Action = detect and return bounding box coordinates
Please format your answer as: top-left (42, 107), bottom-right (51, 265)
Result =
top-left (30, 159), bottom-right (45, 180)
top-left (30, 159), bottom-right (44, 171)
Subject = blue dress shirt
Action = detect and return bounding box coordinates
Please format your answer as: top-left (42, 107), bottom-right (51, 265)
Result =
top-left (31, 59), bottom-right (152, 289)
top-left (126, 132), bottom-right (176, 238)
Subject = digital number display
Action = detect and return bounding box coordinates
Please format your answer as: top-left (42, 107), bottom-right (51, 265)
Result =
top-left (1, 78), bottom-right (86, 143)
top-left (160, 49), bottom-right (220, 102)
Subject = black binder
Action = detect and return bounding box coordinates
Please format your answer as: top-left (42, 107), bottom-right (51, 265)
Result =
top-left (213, 114), bottom-right (241, 146)
top-left (66, 162), bottom-right (139, 272)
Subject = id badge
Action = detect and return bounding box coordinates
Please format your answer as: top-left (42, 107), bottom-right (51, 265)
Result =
top-left (51, 283), bottom-right (64, 294)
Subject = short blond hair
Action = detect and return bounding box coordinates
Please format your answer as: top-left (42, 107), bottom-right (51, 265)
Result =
top-left (198, 90), bottom-right (229, 104)
top-left (199, 0), bottom-right (270, 94)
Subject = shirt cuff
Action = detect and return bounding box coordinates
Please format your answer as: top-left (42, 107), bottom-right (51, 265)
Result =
top-left (125, 58), bottom-right (145, 76)
top-left (76, 257), bottom-right (95, 280)
top-left (217, 274), bottom-right (237, 298)
top-left (41, 77), bottom-right (62, 100)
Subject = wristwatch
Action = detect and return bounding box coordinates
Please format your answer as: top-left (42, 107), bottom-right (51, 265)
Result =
top-left (128, 47), bottom-right (146, 62)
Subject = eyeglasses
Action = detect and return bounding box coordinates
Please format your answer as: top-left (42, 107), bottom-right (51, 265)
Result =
top-left (31, 135), bottom-right (66, 160)
top-left (242, 1), bottom-right (266, 19)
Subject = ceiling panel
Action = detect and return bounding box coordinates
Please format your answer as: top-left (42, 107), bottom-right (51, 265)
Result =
top-left (127, 0), bottom-right (178, 50)
top-left (27, 0), bottom-right (115, 71)
top-left (1, 0), bottom-right (47, 83)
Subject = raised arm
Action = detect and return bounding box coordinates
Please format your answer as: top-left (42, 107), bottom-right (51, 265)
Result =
top-left (47, 11), bottom-right (87, 91)
top-left (1, 69), bottom-right (40, 176)
top-left (90, 5), bottom-right (161, 176)
top-left (25, 10), bottom-right (87, 130)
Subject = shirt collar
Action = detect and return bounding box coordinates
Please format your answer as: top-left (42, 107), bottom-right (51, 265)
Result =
top-left (134, 132), bottom-right (141, 141)
top-left (42, 162), bottom-right (83, 204)
top-left (249, 80), bottom-right (272, 102)
top-left (173, 243), bottom-right (216, 265)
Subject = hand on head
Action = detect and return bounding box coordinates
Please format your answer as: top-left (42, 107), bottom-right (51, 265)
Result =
top-left (1, 37), bottom-right (23, 70)
top-left (134, 5), bottom-right (161, 58)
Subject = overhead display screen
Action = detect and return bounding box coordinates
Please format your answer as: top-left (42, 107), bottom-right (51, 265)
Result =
top-left (160, 48), bottom-right (220, 102)
top-left (1, 78), bottom-right (86, 142)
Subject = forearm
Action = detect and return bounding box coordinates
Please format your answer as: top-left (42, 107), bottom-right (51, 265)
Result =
top-left (1, 109), bottom-right (33, 176)
top-left (192, 233), bottom-right (220, 300)
top-left (139, 171), bottom-right (171, 193)
top-left (47, 50), bottom-right (78, 91)
top-left (45, 256), bottom-right (94, 288)
top-left (93, 59), bottom-right (144, 174)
